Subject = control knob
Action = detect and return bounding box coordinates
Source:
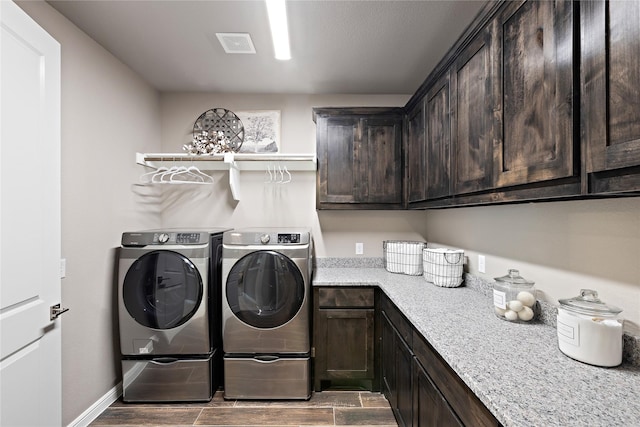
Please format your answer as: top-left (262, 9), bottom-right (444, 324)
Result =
top-left (158, 233), bottom-right (170, 243)
top-left (260, 234), bottom-right (271, 244)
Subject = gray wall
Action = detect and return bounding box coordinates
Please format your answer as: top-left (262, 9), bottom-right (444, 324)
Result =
top-left (16, 2), bottom-right (162, 425)
top-left (426, 199), bottom-right (640, 335)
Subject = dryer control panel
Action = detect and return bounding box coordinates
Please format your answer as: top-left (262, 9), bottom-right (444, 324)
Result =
top-left (223, 229), bottom-right (311, 246)
top-left (256, 232), bottom-right (305, 245)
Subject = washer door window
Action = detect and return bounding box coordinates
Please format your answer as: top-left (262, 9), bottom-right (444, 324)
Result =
top-left (226, 251), bottom-right (304, 329)
top-left (123, 250), bottom-right (203, 329)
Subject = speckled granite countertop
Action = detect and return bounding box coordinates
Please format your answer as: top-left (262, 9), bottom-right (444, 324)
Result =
top-left (313, 267), bottom-right (640, 427)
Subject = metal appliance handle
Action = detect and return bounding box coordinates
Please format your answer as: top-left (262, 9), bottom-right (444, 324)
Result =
top-left (254, 355), bottom-right (279, 363)
top-left (150, 358), bottom-right (180, 365)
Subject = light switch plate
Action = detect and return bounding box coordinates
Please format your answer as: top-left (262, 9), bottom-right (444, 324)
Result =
top-left (355, 242), bottom-right (364, 255)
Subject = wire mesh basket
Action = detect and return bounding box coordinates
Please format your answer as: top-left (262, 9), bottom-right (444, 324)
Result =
top-left (383, 240), bottom-right (426, 275)
top-left (423, 248), bottom-right (465, 287)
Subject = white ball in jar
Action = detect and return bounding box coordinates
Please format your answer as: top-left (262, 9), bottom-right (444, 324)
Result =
top-left (504, 310), bottom-right (518, 321)
top-left (507, 300), bottom-right (524, 312)
top-left (517, 291), bottom-right (536, 307)
top-left (495, 306), bottom-right (506, 317)
top-left (517, 306), bottom-right (534, 321)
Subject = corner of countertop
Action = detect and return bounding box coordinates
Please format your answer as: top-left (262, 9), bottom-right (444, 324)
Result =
top-left (313, 261), bottom-right (640, 367)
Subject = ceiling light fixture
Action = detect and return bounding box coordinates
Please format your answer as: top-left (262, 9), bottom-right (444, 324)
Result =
top-left (266, 0), bottom-right (291, 60)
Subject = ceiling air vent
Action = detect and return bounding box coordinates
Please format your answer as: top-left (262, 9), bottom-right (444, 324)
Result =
top-left (215, 33), bottom-right (256, 54)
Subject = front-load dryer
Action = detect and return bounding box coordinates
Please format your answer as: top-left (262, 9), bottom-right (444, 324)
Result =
top-left (222, 228), bottom-right (313, 400)
top-left (117, 229), bottom-right (227, 402)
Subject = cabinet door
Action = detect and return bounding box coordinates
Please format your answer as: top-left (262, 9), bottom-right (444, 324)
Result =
top-left (413, 358), bottom-right (463, 427)
top-left (362, 117), bottom-right (403, 204)
top-left (494, 0), bottom-right (574, 188)
top-left (425, 72), bottom-right (452, 200)
top-left (314, 287), bottom-right (377, 391)
top-left (451, 24), bottom-right (496, 195)
top-left (381, 311), bottom-right (397, 408)
top-left (406, 99), bottom-right (426, 203)
top-left (582, 0), bottom-right (640, 179)
top-left (315, 109), bottom-right (404, 208)
top-left (412, 331), bottom-right (499, 427)
top-left (381, 310), bottom-right (412, 427)
top-left (316, 309), bottom-right (375, 380)
top-left (316, 116), bottom-right (359, 204)
top-left (395, 330), bottom-right (413, 427)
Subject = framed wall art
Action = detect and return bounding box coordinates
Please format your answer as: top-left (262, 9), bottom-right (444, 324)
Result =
top-left (235, 110), bottom-right (280, 153)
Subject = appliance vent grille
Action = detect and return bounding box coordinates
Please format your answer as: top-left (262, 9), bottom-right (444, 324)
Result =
top-left (216, 33), bottom-right (256, 54)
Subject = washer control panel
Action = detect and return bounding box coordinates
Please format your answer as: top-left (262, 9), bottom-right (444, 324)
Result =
top-left (278, 233), bottom-right (301, 244)
top-left (151, 232), bottom-right (203, 244)
top-left (122, 231), bottom-right (207, 246)
top-left (174, 232), bottom-right (201, 244)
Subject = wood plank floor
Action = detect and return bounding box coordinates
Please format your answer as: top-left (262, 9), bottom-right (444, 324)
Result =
top-left (91, 391), bottom-right (399, 426)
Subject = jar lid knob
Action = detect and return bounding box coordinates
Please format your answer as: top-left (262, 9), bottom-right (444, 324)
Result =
top-left (580, 289), bottom-right (598, 300)
top-left (494, 269), bottom-right (534, 285)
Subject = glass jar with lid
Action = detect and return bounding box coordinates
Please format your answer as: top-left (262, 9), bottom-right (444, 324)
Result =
top-left (557, 289), bottom-right (623, 367)
top-left (493, 269), bottom-right (537, 323)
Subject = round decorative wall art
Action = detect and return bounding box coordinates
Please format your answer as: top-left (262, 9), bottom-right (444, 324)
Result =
top-left (183, 108), bottom-right (245, 154)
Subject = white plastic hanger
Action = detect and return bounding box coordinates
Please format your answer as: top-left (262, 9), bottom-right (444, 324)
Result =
top-left (282, 165), bottom-right (291, 184)
top-left (169, 166), bottom-right (213, 184)
top-left (138, 166), bottom-right (168, 185)
top-left (265, 164), bottom-right (274, 183)
top-left (187, 166), bottom-right (214, 184)
top-left (155, 166), bottom-right (182, 183)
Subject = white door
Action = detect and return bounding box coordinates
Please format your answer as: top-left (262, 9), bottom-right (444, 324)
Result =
top-left (0, 1), bottom-right (62, 426)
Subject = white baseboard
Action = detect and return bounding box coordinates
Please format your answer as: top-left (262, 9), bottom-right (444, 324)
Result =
top-left (67, 382), bottom-right (122, 427)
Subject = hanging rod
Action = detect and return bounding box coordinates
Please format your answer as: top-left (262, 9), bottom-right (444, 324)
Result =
top-left (138, 152), bottom-right (316, 164)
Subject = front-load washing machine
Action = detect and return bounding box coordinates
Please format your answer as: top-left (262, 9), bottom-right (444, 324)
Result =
top-left (117, 229), bottom-right (228, 402)
top-left (222, 228), bottom-right (313, 399)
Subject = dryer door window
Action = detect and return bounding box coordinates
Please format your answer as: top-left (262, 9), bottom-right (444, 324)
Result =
top-left (226, 251), bottom-right (304, 329)
top-left (123, 250), bottom-right (203, 329)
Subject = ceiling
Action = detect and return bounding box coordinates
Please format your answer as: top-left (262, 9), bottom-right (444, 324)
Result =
top-left (46, 0), bottom-right (488, 95)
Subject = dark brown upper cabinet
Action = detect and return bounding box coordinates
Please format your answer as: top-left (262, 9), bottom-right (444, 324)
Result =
top-left (450, 22), bottom-right (497, 195)
top-left (314, 108), bottom-right (404, 210)
top-left (315, 0), bottom-right (640, 209)
top-left (406, 99), bottom-right (426, 203)
top-left (582, 0), bottom-right (640, 193)
top-left (405, 0), bottom-right (579, 208)
top-left (493, 0), bottom-right (576, 188)
top-left (425, 72), bottom-right (452, 200)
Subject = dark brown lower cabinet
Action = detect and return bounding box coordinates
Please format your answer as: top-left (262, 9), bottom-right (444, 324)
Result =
top-left (314, 290), bottom-right (500, 426)
top-left (381, 310), bottom-right (398, 406)
top-left (313, 287), bottom-right (378, 391)
top-left (395, 324), bottom-right (413, 426)
top-left (413, 358), bottom-right (462, 427)
top-left (381, 311), bottom-right (413, 427)
top-left (381, 294), bottom-right (500, 427)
